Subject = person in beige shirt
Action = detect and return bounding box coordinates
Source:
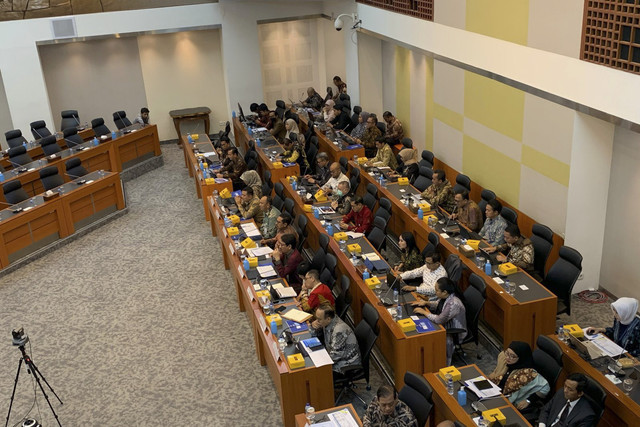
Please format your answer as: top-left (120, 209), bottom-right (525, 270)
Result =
top-left (235, 187), bottom-right (264, 227)
top-left (450, 188), bottom-right (483, 232)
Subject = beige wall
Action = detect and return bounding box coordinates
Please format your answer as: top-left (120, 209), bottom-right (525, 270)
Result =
top-left (38, 37), bottom-right (147, 133)
top-left (0, 72), bottom-right (13, 149)
top-left (357, 32), bottom-right (383, 115)
top-left (321, 18), bottom-right (346, 96)
top-left (137, 30), bottom-right (228, 140)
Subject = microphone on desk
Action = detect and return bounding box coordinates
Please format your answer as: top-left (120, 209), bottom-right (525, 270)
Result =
top-left (6, 158), bottom-right (29, 172)
top-left (73, 115), bottom-right (82, 127)
top-left (116, 111), bottom-right (131, 134)
top-left (65, 172), bottom-right (87, 183)
top-left (32, 127), bottom-right (43, 140)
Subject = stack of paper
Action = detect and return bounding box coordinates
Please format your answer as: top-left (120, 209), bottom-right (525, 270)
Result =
top-left (249, 246), bottom-right (273, 257)
top-left (591, 335), bottom-right (626, 357)
top-left (363, 253), bottom-right (380, 261)
top-left (345, 232), bottom-right (364, 239)
top-left (464, 376), bottom-right (502, 399)
top-left (282, 309), bottom-right (312, 323)
top-left (257, 265), bottom-right (277, 278)
top-left (328, 409), bottom-right (360, 427)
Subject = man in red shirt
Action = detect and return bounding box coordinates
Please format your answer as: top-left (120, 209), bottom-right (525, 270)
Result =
top-left (339, 196), bottom-right (373, 234)
top-left (273, 233), bottom-right (303, 292)
top-left (296, 269), bottom-right (335, 313)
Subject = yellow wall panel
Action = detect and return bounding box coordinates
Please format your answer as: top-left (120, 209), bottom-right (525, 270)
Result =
top-left (434, 103), bottom-right (464, 132)
top-left (463, 135), bottom-right (521, 208)
top-left (466, 0), bottom-right (529, 46)
top-left (395, 46), bottom-right (411, 138)
top-left (425, 56), bottom-right (434, 150)
top-left (464, 71), bottom-right (525, 142)
top-left (522, 145), bottom-right (570, 186)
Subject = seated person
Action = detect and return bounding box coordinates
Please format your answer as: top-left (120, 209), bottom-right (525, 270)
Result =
top-left (450, 188), bottom-right (483, 232)
top-left (393, 232), bottom-right (423, 273)
top-left (133, 107), bottom-right (150, 127)
top-left (217, 147), bottom-right (247, 191)
top-left (302, 87), bottom-right (324, 110)
top-left (412, 278), bottom-right (466, 365)
top-left (330, 181), bottom-right (352, 215)
top-left (240, 170), bottom-right (262, 198)
top-left (311, 303), bottom-right (361, 375)
top-left (256, 104), bottom-right (271, 128)
top-left (400, 251), bottom-right (447, 296)
top-left (284, 118), bottom-right (300, 140)
top-left (587, 297), bottom-right (640, 357)
top-left (235, 187), bottom-right (264, 226)
top-left (383, 111), bottom-right (404, 144)
top-left (538, 373), bottom-right (595, 427)
top-left (322, 100), bottom-right (336, 123)
top-left (363, 385), bottom-right (418, 427)
top-left (259, 196), bottom-right (280, 239)
top-left (296, 269), bottom-right (335, 313)
top-left (304, 152), bottom-right (330, 186)
top-left (261, 212), bottom-right (298, 248)
top-left (487, 341), bottom-right (549, 410)
top-left (485, 224), bottom-right (534, 272)
top-left (329, 102), bottom-right (351, 131)
top-left (273, 233), bottom-right (303, 292)
top-left (280, 134), bottom-right (310, 172)
top-left (350, 111), bottom-right (370, 141)
top-left (339, 196), bottom-right (373, 234)
top-left (215, 137), bottom-right (231, 165)
top-left (390, 148), bottom-right (419, 183)
top-left (421, 169), bottom-right (456, 212)
top-left (269, 111), bottom-right (286, 141)
top-left (354, 113), bottom-right (382, 159)
top-left (367, 137), bottom-right (398, 170)
top-left (479, 199), bottom-right (508, 246)
top-left (321, 162), bottom-right (349, 195)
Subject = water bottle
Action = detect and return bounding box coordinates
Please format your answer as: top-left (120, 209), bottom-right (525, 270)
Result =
top-left (243, 257), bottom-right (250, 270)
top-left (292, 179), bottom-right (297, 190)
top-left (248, 128), bottom-right (253, 136)
top-left (0, 172), bottom-right (4, 182)
top-left (305, 403), bottom-right (310, 417)
top-left (478, 416), bottom-right (488, 427)
top-left (93, 137), bottom-right (99, 146)
top-left (22, 141), bottom-right (27, 148)
top-left (447, 376), bottom-right (454, 395)
top-left (484, 260), bottom-right (492, 275)
top-left (393, 289), bottom-right (399, 305)
top-left (232, 110), bottom-right (236, 118)
top-left (256, 138), bottom-right (261, 147)
top-left (504, 278), bottom-right (510, 293)
top-left (224, 216), bottom-right (231, 228)
top-left (417, 207), bottom-right (424, 220)
top-left (396, 304), bottom-right (402, 319)
top-left (327, 222), bottom-right (334, 236)
top-left (457, 389), bottom-right (466, 405)
top-left (270, 319), bottom-right (277, 335)
top-left (351, 253), bottom-right (358, 265)
top-left (111, 131), bottom-right (116, 140)
top-left (362, 269), bottom-right (370, 280)
top-left (187, 133), bottom-right (193, 144)
top-left (313, 207), bottom-right (320, 219)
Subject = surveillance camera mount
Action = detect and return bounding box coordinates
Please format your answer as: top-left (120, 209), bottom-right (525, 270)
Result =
top-left (334, 13), bottom-right (360, 31)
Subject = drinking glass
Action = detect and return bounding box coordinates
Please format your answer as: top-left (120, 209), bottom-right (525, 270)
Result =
top-left (508, 282), bottom-right (516, 296)
top-left (623, 378), bottom-right (633, 395)
top-left (375, 283), bottom-right (382, 298)
top-left (305, 406), bottom-right (315, 423)
top-left (557, 326), bottom-right (567, 343)
top-left (278, 338), bottom-right (286, 352)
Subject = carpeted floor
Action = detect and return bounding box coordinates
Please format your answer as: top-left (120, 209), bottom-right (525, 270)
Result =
top-left (0, 144), bottom-right (618, 426)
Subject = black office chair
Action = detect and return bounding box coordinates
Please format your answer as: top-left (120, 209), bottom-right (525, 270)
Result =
top-left (378, 197), bottom-right (392, 215)
top-left (91, 118), bottom-right (111, 138)
top-left (530, 223), bottom-right (554, 280)
top-left (444, 254), bottom-right (462, 284)
top-left (366, 183), bottom-right (378, 198)
top-left (244, 149), bottom-right (257, 165)
top-left (272, 194), bottom-right (284, 212)
top-left (339, 156), bottom-right (348, 174)
top-left (40, 135), bottom-right (61, 156)
top-left (339, 93), bottom-right (351, 111)
top-left (335, 275), bottom-right (352, 320)
top-left (413, 166), bottom-right (432, 192)
top-left (306, 144), bottom-right (318, 173)
top-left (363, 193), bottom-right (377, 212)
top-left (247, 159), bottom-right (257, 171)
top-left (60, 110), bottom-right (79, 131)
top-left (525, 347), bottom-right (563, 422)
top-left (348, 175), bottom-right (358, 194)
top-left (375, 208), bottom-right (390, 224)
top-left (350, 166), bottom-right (360, 181)
top-left (5, 130), bottom-right (27, 149)
top-left (304, 121), bottom-right (315, 143)
top-left (536, 334), bottom-right (563, 366)
top-left (218, 121), bottom-right (231, 140)
top-left (62, 127), bottom-right (84, 148)
top-left (451, 286), bottom-right (486, 364)
top-left (368, 226), bottom-right (386, 252)
top-left (263, 170), bottom-right (272, 188)
top-left (401, 137), bottom-right (413, 149)
top-left (398, 371), bottom-right (433, 427)
top-left (478, 189), bottom-right (496, 221)
top-left (583, 375), bottom-right (607, 424)
top-left (275, 100), bottom-right (286, 119)
top-left (296, 215), bottom-right (308, 251)
top-left (320, 253), bottom-right (337, 289)
top-left (421, 231), bottom-right (440, 257)
top-left (454, 174), bottom-right (471, 193)
top-left (283, 198), bottom-right (295, 216)
top-left (419, 150), bottom-right (433, 168)
top-left (8, 146), bottom-right (33, 166)
top-left (334, 318), bottom-right (378, 406)
top-left (542, 246), bottom-right (583, 316)
top-left (362, 302), bottom-right (380, 334)
top-left (468, 273), bottom-right (487, 297)
top-left (112, 111), bottom-right (132, 130)
top-left (39, 166), bottom-right (64, 191)
top-left (501, 206), bottom-right (518, 226)
top-left (30, 120), bottom-right (52, 140)
top-left (319, 233), bottom-right (330, 253)
top-left (3, 181), bottom-right (29, 205)
top-left (274, 182), bottom-right (284, 200)
top-left (65, 158), bottom-right (88, 179)
top-left (261, 182), bottom-right (271, 198)
top-left (369, 216), bottom-right (388, 235)
top-left (309, 247), bottom-right (326, 272)
top-left (376, 121), bottom-right (386, 134)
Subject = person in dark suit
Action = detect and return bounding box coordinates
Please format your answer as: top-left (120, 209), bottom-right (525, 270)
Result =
top-left (538, 373), bottom-right (595, 427)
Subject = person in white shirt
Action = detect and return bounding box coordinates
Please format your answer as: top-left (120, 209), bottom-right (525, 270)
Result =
top-left (321, 162), bottom-right (349, 195)
top-left (400, 251), bottom-right (447, 296)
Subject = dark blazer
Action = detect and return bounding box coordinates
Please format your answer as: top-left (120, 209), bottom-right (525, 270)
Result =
top-left (275, 249), bottom-right (303, 293)
top-left (538, 389), bottom-right (595, 427)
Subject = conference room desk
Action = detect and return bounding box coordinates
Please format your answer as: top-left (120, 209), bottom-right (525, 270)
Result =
top-left (296, 111), bottom-right (365, 163)
top-left (232, 117), bottom-right (300, 186)
top-left (548, 334), bottom-right (640, 427)
top-left (281, 179), bottom-right (447, 389)
top-left (0, 170), bottom-right (125, 268)
top-left (207, 196), bottom-right (334, 427)
top-left (294, 403), bottom-right (362, 426)
top-left (425, 364), bottom-right (532, 427)
top-left (352, 163), bottom-right (557, 350)
top-left (180, 135), bottom-right (232, 221)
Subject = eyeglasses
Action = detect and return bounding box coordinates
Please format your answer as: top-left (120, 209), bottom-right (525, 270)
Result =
top-left (505, 350), bottom-right (518, 359)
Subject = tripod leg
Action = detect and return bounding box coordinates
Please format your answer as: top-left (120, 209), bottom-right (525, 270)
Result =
top-left (26, 361), bottom-right (62, 427)
top-left (5, 358), bottom-right (23, 427)
top-left (28, 360), bottom-right (63, 405)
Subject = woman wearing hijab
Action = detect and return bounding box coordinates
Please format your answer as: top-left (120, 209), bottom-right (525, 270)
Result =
top-left (280, 133), bottom-right (310, 173)
top-left (240, 170), bottom-right (262, 198)
top-left (587, 297), bottom-right (640, 357)
top-left (284, 118), bottom-right (300, 140)
top-left (323, 100), bottom-right (336, 123)
top-left (487, 341), bottom-right (550, 410)
top-left (391, 148), bottom-right (419, 183)
top-left (350, 111), bottom-right (370, 140)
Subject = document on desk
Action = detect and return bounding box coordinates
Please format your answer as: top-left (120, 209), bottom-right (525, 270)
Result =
top-left (257, 265), bottom-right (277, 278)
top-left (328, 408), bottom-right (360, 427)
top-left (464, 376), bottom-right (502, 399)
top-left (249, 246), bottom-right (273, 257)
top-left (363, 253), bottom-right (380, 261)
top-left (306, 348), bottom-right (334, 368)
top-left (241, 223), bottom-right (258, 232)
top-left (253, 127), bottom-right (268, 132)
top-left (345, 232), bottom-right (364, 239)
top-left (591, 335), bottom-right (626, 357)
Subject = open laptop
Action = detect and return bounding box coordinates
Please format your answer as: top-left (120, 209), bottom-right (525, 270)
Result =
top-left (568, 333), bottom-right (605, 360)
top-left (380, 273), bottom-right (402, 306)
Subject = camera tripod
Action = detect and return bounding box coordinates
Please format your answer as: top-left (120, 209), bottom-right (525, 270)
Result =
top-left (5, 344), bottom-right (63, 427)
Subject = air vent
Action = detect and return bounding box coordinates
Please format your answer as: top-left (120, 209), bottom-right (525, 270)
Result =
top-left (50, 18), bottom-right (77, 39)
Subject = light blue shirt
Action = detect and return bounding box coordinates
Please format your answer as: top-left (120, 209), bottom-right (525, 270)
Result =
top-left (480, 215), bottom-right (508, 246)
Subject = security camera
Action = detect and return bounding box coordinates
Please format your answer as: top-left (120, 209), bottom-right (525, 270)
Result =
top-left (334, 13), bottom-right (359, 32)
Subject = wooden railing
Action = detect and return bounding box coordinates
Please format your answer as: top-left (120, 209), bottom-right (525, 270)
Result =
top-left (356, 0), bottom-right (434, 21)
